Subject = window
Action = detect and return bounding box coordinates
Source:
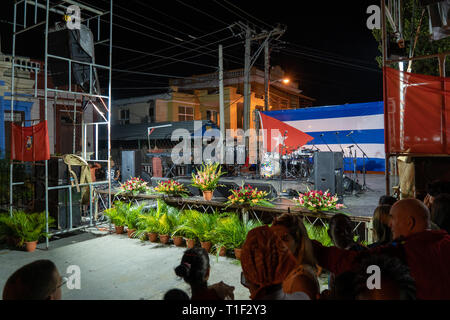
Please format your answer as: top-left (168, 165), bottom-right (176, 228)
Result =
top-left (206, 110), bottom-right (218, 123)
top-left (149, 101), bottom-right (155, 123)
top-left (119, 109), bottom-right (130, 124)
top-left (178, 106), bottom-right (194, 121)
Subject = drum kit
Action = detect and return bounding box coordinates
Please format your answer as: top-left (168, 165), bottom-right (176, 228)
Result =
top-left (260, 146), bottom-right (316, 180)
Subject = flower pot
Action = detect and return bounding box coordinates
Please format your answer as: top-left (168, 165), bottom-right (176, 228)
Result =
top-left (200, 241), bottom-right (212, 252)
top-left (25, 241), bottom-right (38, 252)
top-left (186, 238), bottom-right (196, 249)
top-left (203, 190), bottom-right (213, 201)
top-left (127, 228), bottom-right (136, 238)
top-left (234, 248), bottom-right (242, 260)
top-left (172, 236), bottom-right (184, 247)
top-left (148, 232), bottom-right (158, 243)
top-left (115, 225), bottom-right (124, 234)
top-left (219, 246), bottom-right (227, 257)
top-left (160, 234), bottom-right (170, 244)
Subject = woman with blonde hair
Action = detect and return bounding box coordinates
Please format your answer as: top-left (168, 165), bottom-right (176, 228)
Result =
top-left (270, 212), bottom-right (321, 299)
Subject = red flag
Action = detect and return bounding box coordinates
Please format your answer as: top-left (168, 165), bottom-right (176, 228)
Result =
top-left (259, 112), bottom-right (314, 154)
top-left (11, 120), bottom-right (50, 161)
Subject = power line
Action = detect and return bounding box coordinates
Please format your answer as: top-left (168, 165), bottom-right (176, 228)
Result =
top-left (175, 0), bottom-right (230, 26)
top-left (220, 0), bottom-right (275, 30)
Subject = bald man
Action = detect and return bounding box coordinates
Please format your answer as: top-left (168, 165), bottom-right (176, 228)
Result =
top-left (311, 199), bottom-right (450, 300)
top-left (389, 198), bottom-right (431, 239)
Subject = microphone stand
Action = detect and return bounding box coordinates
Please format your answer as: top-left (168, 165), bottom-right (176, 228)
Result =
top-left (348, 134), bottom-right (369, 192)
top-left (347, 145), bottom-right (356, 195)
top-left (319, 134), bottom-right (333, 152)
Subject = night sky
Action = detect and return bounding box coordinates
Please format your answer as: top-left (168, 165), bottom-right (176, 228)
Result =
top-left (0, 0), bottom-right (382, 106)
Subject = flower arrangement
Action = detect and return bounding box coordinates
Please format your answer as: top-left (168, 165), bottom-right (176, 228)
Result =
top-left (117, 177), bottom-right (151, 196)
top-left (191, 162), bottom-right (225, 191)
top-left (225, 185), bottom-right (274, 208)
top-left (154, 180), bottom-right (189, 197)
top-left (293, 188), bottom-right (345, 212)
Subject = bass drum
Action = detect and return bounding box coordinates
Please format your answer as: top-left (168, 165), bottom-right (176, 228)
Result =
top-left (260, 153), bottom-right (281, 178)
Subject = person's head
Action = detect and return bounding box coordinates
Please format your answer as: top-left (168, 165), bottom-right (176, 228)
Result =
top-left (328, 214), bottom-right (355, 249)
top-left (271, 213), bottom-right (317, 266)
top-left (354, 254), bottom-right (416, 300)
top-left (379, 195), bottom-right (397, 206)
top-left (372, 205), bottom-right (393, 243)
top-left (426, 180), bottom-right (450, 206)
top-left (389, 198), bottom-right (431, 239)
top-left (175, 248), bottom-right (210, 290)
top-left (3, 260), bottom-right (63, 300)
top-left (328, 271), bottom-right (357, 300)
top-left (163, 288), bottom-right (190, 300)
top-left (240, 226), bottom-right (297, 299)
top-left (431, 193), bottom-right (450, 234)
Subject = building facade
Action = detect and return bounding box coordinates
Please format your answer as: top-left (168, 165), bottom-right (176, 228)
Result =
top-left (113, 66), bottom-right (315, 131)
top-left (0, 52), bottom-right (95, 158)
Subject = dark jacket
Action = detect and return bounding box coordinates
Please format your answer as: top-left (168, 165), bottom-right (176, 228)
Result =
top-left (312, 230), bottom-right (450, 300)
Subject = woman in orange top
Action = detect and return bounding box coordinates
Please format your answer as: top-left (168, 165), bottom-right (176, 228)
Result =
top-left (270, 212), bottom-right (321, 299)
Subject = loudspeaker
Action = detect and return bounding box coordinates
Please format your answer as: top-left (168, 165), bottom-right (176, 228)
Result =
top-left (48, 24), bottom-right (96, 92)
top-left (34, 158), bottom-right (82, 229)
top-left (214, 181), bottom-right (240, 198)
top-left (313, 152), bottom-right (343, 195)
top-left (243, 182), bottom-right (278, 198)
top-left (121, 150), bottom-right (142, 182)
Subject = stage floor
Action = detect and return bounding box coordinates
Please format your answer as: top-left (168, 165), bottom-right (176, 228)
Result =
top-left (220, 173), bottom-right (386, 217)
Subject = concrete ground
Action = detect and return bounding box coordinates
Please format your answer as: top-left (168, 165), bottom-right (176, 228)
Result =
top-left (0, 230), bottom-right (329, 300)
top-left (1, 174), bottom-right (387, 300)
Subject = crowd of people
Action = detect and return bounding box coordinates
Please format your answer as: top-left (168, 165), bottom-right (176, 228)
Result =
top-left (3, 180), bottom-right (450, 300)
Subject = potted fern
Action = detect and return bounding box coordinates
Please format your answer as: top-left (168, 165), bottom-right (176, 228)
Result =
top-left (104, 201), bottom-right (127, 234)
top-left (193, 212), bottom-right (220, 253)
top-left (228, 215), bottom-right (264, 260)
top-left (173, 210), bottom-right (201, 248)
top-left (135, 209), bottom-right (160, 242)
top-left (124, 204), bottom-right (143, 238)
top-left (0, 211), bottom-right (55, 252)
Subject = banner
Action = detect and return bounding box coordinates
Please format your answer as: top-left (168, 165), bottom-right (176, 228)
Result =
top-left (11, 120), bottom-right (50, 162)
top-left (384, 66), bottom-right (450, 154)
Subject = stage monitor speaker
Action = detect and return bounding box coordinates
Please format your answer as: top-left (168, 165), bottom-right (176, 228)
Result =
top-left (121, 150), bottom-right (142, 182)
top-left (313, 152), bottom-right (343, 196)
top-left (243, 182), bottom-right (277, 198)
top-left (34, 157), bottom-right (82, 229)
top-left (176, 178), bottom-right (201, 196)
top-left (214, 181), bottom-right (239, 198)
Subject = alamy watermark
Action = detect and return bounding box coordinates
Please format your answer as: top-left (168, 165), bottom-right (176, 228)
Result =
top-left (366, 5), bottom-right (381, 30)
top-left (170, 122), bottom-right (289, 165)
top-left (366, 264), bottom-right (381, 290)
top-left (64, 265), bottom-right (81, 290)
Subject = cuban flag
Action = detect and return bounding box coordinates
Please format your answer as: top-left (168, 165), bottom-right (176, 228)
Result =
top-left (260, 102), bottom-right (385, 172)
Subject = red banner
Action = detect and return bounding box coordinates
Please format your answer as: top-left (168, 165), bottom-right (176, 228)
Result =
top-left (385, 67), bottom-right (450, 154)
top-left (259, 112), bottom-right (314, 154)
top-left (11, 120), bottom-right (50, 161)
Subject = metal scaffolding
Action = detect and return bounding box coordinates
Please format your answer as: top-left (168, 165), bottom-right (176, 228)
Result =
top-left (9, 0), bottom-right (113, 248)
top-left (380, 0), bottom-right (450, 196)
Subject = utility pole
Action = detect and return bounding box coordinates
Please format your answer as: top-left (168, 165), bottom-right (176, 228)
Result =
top-left (219, 44), bottom-right (225, 161)
top-left (264, 41), bottom-right (270, 111)
top-left (243, 25), bottom-right (251, 133)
